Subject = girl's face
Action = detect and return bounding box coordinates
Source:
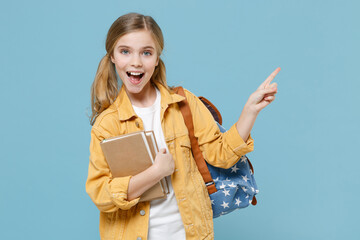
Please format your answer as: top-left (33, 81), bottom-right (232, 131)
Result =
top-left (111, 30), bottom-right (159, 98)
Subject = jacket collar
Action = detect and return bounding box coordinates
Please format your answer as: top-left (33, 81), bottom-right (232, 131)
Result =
top-left (112, 81), bottom-right (185, 121)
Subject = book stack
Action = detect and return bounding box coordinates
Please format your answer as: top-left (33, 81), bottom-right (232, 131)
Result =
top-left (100, 131), bottom-right (169, 202)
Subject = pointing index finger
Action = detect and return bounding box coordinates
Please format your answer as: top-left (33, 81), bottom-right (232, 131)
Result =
top-left (259, 67), bottom-right (281, 89)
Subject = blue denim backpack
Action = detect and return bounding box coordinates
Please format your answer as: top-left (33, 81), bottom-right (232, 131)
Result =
top-left (175, 87), bottom-right (259, 218)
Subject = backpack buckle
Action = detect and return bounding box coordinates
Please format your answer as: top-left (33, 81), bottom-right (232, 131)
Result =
top-left (205, 181), bottom-right (215, 187)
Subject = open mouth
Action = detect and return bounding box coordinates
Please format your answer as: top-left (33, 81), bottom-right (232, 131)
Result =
top-left (126, 72), bottom-right (144, 85)
top-left (126, 72), bottom-right (144, 79)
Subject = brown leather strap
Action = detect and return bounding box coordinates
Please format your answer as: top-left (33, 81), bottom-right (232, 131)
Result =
top-left (252, 196), bottom-right (257, 205)
top-left (174, 87), bottom-right (217, 194)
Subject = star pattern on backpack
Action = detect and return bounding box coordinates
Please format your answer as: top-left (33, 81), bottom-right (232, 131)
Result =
top-left (231, 165), bottom-right (239, 173)
top-left (207, 154), bottom-right (259, 218)
top-left (235, 198), bottom-right (242, 206)
top-left (242, 175), bottom-right (249, 182)
top-left (222, 189), bottom-right (230, 196)
top-left (221, 201), bottom-right (229, 209)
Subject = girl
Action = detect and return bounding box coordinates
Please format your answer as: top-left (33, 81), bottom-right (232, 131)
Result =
top-left (86, 12), bottom-right (279, 240)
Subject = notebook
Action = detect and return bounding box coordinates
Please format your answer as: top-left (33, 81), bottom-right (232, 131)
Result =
top-left (100, 131), bottom-right (169, 202)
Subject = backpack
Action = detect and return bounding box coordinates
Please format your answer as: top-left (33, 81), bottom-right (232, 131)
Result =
top-left (175, 86), bottom-right (259, 218)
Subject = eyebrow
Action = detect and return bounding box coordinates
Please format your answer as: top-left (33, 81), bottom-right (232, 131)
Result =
top-left (117, 45), bottom-right (155, 50)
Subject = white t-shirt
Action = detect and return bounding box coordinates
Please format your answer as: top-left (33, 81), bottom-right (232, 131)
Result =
top-left (132, 88), bottom-right (186, 240)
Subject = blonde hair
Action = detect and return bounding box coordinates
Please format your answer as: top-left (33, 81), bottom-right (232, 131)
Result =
top-left (90, 13), bottom-right (169, 125)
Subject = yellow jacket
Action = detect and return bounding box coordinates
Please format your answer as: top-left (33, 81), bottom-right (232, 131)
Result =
top-left (86, 82), bottom-right (254, 240)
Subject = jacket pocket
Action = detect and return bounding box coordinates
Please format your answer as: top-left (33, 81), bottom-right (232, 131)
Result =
top-left (179, 137), bottom-right (197, 172)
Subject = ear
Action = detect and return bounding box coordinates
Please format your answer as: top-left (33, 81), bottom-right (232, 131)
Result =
top-left (110, 55), bottom-right (115, 64)
top-left (155, 56), bottom-right (159, 66)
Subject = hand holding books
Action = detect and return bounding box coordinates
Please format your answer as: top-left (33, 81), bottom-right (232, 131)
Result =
top-left (153, 148), bottom-right (175, 178)
top-left (100, 131), bottom-right (170, 202)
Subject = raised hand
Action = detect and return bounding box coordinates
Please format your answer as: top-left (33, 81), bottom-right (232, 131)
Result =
top-left (245, 67), bottom-right (280, 114)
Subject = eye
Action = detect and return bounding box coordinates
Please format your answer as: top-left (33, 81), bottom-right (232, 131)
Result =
top-left (120, 49), bottom-right (129, 55)
top-left (143, 51), bottom-right (152, 56)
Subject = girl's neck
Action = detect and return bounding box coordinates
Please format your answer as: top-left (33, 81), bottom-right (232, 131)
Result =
top-left (126, 82), bottom-right (157, 108)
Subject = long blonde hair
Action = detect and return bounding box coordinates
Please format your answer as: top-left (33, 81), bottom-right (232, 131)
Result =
top-left (90, 13), bottom-right (169, 125)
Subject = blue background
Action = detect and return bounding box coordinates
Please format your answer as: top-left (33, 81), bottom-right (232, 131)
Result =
top-left (1, 0), bottom-right (359, 239)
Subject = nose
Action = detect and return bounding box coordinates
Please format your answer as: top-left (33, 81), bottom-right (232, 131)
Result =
top-left (131, 54), bottom-right (142, 67)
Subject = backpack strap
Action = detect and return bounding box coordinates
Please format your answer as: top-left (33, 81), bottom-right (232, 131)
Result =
top-left (174, 86), bottom-right (217, 194)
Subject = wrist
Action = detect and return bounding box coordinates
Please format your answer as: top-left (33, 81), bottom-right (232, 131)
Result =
top-left (150, 163), bottom-right (165, 181)
top-left (243, 103), bottom-right (259, 116)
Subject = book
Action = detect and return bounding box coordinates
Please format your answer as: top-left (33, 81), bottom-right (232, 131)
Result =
top-left (100, 131), bottom-right (168, 202)
top-left (144, 132), bottom-right (169, 195)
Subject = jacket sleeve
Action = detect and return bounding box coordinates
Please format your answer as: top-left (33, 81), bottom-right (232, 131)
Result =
top-left (85, 126), bottom-right (140, 212)
top-left (185, 89), bottom-right (254, 169)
